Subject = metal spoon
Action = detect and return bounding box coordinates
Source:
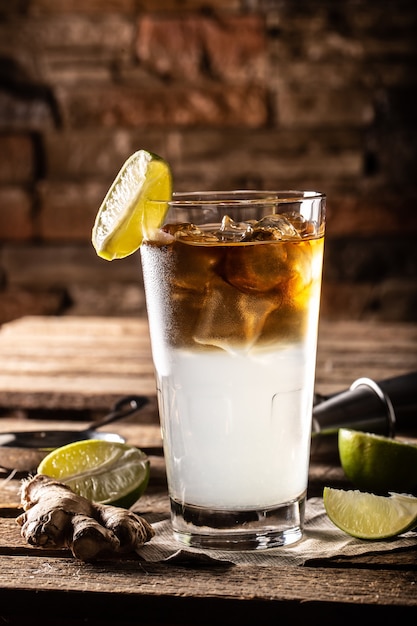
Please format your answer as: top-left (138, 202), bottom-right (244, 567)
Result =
top-left (0, 395), bottom-right (149, 472)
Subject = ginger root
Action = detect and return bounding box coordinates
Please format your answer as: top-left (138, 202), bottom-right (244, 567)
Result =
top-left (16, 474), bottom-right (155, 561)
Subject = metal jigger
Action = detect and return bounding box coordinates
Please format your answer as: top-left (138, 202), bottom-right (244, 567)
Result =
top-left (310, 371), bottom-right (417, 458)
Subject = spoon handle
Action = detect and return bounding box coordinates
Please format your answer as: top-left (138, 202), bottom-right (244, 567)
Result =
top-left (91, 395), bottom-right (149, 429)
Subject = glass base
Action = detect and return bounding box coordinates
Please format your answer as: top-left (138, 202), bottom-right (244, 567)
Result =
top-left (170, 494), bottom-right (305, 550)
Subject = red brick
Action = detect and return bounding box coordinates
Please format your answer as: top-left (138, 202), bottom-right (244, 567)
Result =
top-left (326, 190), bottom-right (417, 237)
top-left (0, 188), bottom-right (34, 240)
top-left (0, 135), bottom-right (35, 184)
top-left (2, 243), bottom-right (139, 287)
top-left (163, 128), bottom-right (363, 192)
top-left (276, 86), bottom-right (374, 128)
top-left (0, 89), bottom-right (57, 132)
top-left (202, 16), bottom-right (266, 82)
top-left (56, 84), bottom-right (268, 128)
top-left (1, 15), bottom-right (134, 51)
top-left (37, 181), bottom-right (107, 241)
top-left (28, 0), bottom-right (237, 14)
top-left (136, 14), bottom-right (266, 83)
top-left (29, 0), bottom-right (138, 13)
top-left (43, 129), bottom-right (170, 181)
top-left (0, 1), bottom-right (416, 325)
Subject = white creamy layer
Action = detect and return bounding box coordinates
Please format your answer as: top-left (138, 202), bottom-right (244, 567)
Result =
top-left (156, 346), bottom-right (315, 509)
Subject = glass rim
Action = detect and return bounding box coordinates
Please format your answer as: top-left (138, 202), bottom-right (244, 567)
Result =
top-left (168, 190), bottom-right (325, 206)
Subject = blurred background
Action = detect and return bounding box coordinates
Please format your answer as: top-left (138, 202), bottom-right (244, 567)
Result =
top-left (1, 0), bottom-right (416, 326)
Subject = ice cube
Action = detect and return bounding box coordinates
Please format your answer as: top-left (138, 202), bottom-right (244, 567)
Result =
top-left (246, 214), bottom-right (302, 241)
top-left (217, 215), bottom-right (253, 242)
top-left (170, 240), bottom-right (221, 292)
top-left (282, 211), bottom-right (319, 237)
top-left (163, 222), bottom-right (219, 243)
top-left (193, 275), bottom-right (278, 353)
top-left (221, 242), bottom-right (292, 294)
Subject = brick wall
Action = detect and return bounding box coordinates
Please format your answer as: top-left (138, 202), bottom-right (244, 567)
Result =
top-left (1, 0), bottom-right (417, 325)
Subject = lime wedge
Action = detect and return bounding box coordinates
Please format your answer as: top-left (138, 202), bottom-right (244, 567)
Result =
top-left (37, 440), bottom-right (150, 508)
top-left (92, 149), bottom-right (172, 260)
top-left (338, 428), bottom-right (417, 495)
top-left (323, 487), bottom-right (417, 539)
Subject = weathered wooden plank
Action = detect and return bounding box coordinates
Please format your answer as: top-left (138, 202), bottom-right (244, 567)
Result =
top-left (0, 316), bottom-right (416, 407)
top-left (0, 374), bottom-right (157, 398)
top-left (0, 317), bottom-right (153, 409)
top-left (316, 320), bottom-right (417, 394)
top-left (0, 316), bottom-right (146, 337)
top-left (0, 552), bottom-right (415, 609)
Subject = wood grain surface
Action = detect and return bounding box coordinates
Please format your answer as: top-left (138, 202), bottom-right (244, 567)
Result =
top-left (0, 316), bottom-right (416, 624)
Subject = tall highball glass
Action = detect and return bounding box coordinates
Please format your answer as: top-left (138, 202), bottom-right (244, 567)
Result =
top-left (140, 190), bottom-right (326, 550)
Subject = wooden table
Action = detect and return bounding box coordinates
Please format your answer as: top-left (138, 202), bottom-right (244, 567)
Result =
top-left (0, 316), bottom-right (416, 625)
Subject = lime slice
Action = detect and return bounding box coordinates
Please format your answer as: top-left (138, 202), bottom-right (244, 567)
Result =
top-left (338, 428), bottom-right (417, 495)
top-left (92, 149), bottom-right (172, 260)
top-left (37, 440), bottom-right (150, 508)
top-left (323, 487), bottom-right (417, 539)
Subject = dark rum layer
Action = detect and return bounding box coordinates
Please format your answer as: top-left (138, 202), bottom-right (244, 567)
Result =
top-left (141, 233), bottom-right (324, 351)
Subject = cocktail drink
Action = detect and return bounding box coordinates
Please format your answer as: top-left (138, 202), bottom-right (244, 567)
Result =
top-left (140, 191), bottom-right (326, 549)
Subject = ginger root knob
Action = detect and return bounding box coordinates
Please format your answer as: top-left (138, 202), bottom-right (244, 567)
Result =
top-left (17, 474), bottom-right (154, 561)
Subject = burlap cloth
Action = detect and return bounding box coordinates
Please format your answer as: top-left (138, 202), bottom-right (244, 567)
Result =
top-left (137, 497), bottom-right (417, 567)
